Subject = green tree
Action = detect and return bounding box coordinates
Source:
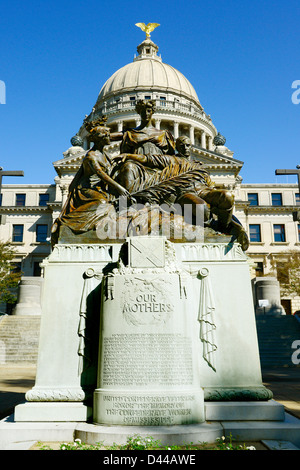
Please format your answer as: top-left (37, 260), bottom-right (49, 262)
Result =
top-left (0, 241), bottom-right (22, 305)
top-left (273, 250), bottom-right (300, 298)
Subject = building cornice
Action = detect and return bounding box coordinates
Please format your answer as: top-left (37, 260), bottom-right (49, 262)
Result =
top-left (243, 205), bottom-right (299, 214)
top-left (241, 183), bottom-right (298, 188)
top-left (0, 206), bottom-right (52, 214)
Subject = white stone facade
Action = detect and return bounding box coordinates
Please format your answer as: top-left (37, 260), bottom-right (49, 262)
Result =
top-left (234, 183), bottom-right (300, 314)
top-left (0, 184), bottom-right (56, 277)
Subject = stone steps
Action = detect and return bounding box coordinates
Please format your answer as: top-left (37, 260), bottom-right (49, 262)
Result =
top-left (0, 315), bottom-right (41, 364)
top-left (255, 315), bottom-right (300, 368)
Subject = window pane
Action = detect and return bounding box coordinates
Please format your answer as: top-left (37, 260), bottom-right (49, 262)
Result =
top-left (11, 262), bottom-right (22, 273)
top-left (12, 225), bottom-right (24, 242)
top-left (248, 193), bottom-right (258, 206)
top-left (272, 193), bottom-right (282, 206)
top-left (255, 262), bottom-right (264, 277)
top-left (36, 224), bottom-right (48, 242)
top-left (15, 194), bottom-right (26, 206)
top-left (33, 261), bottom-right (42, 276)
top-left (39, 194), bottom-right (49, 206)
top-left (273, 224), bottom-right (286, 242)
top-left (296, 193), bottom-right (300, 205)
top-left (249, 224), bottom-right (261, 242)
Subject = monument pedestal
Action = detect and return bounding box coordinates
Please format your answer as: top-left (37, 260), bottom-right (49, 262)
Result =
top-left (93, 237), bottom-right (205, 426)
top-left (15, 236), bottom-right (271, 425)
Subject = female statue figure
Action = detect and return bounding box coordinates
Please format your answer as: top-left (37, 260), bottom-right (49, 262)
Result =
top-left (52, 121), bottom-right (130, 239)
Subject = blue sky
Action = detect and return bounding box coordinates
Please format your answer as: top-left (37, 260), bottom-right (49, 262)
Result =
top-left (0, 0), bottom-right (300, 186)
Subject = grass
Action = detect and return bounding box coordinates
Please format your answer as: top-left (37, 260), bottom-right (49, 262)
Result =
top-left (34, 433), bottom-right (258, 451)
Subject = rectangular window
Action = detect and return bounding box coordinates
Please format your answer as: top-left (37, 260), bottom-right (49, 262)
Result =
top-left (273, 224), bottom-right (286, 242)
top-left (12, 224), bottom-right (24, 242)
top-left (129, 96), bottom-right (135, 106)
top-left (249, 224), bottom-right (261, 242)
top-left (248, 193), bottom-right (258, 206)
top-left (39, 194), bottom-right (49, 206)
top-left (144, 95), bottom-right (151, 100)
top-left (15, 194), bottom-right (26, 206)
top-left (0, 194), bottom-right (2, 206)
top-left (160, 96), bottom-right (166, 106)
top-left (11, 261), bottom-right (22, 273)
top-left (276, 262), bottom-right (289, 284)
top-left (298, 224), bottom-right (300, 242)
top-left (255, 262), bottom-right (264, 277)
top-left (33, 261), bottom-right (42, 277)
top-left (296, 193), bottom-right (300, 205)
top-left (36, 224), bottom-right (48, 242)
top-left (271, 193), bottom-right (282, 206)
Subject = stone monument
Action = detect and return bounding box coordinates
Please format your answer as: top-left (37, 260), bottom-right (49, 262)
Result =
top-left (9, 26), bottom-right (300, 449)
top-left (14, 100), bottom-right (273, 426)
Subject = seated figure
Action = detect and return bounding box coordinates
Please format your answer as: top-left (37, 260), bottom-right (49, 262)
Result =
top-left (51, 120), bottom-right (130, 242)
top-left (112, 108), bottom-right (249, 250)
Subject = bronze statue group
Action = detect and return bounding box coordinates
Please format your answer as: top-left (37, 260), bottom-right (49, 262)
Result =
top-left (52, 100), bottom-right (249, 251)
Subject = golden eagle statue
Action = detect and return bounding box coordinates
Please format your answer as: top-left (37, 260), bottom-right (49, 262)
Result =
top-left (135, 22), bottom-right (160, 38)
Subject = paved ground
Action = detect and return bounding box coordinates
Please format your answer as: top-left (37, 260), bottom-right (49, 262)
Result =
top-left (0, 364), bottom-right (299, 450)
top-left (261, 367), bottom-right (300, 419)
top-left (0, 364), bottom-right (37, 420)
top-left (0, 364), bottom-right (299, 420)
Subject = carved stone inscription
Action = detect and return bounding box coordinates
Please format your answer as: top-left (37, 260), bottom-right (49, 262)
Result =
top-left (102, 333), bottom-right (193, 387)
top-left (101, 393), bottom-right (197, 426)
top-left (121, 277), bottom-right (174, 326)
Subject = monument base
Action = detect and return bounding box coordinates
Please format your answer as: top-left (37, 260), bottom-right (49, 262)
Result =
top-left (13, 237), bottom-right (272, 428)
top-left (2, 403), bottom-right (300, 450)
top-left (14, 402), bottom-right (91, 422)
top-left (93, 389), bottom-right (205, 426)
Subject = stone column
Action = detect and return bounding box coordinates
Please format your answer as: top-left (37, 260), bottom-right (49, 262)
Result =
top-left (116, 120), bottom-right (123, 132)
top-left (173, 121), bottom-right (179, 139)
top-left (201, 130), bottom-right (206, 149)
top-left (189, 125), bottom-right (195, 145)
top-left (59, 183), bottom-right (69, 205)
top-left (208, 136), bottom-right (213, 151)
top-left (13, 277), bottom-right (43, 316)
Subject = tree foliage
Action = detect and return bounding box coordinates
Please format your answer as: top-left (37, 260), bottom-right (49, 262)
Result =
top-left (273, 250), bottom-right (300, 298)
top-left (0, 241), bottom-right (22, 304)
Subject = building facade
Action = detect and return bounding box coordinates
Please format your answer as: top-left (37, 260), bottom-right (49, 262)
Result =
top-left (0, 36), bottom-right (299, 313)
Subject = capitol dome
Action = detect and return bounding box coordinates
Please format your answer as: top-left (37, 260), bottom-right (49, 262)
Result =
top-left (96, 39), bottom-right (200, 106)
top-left (80, 36), bottom-right (221, 157)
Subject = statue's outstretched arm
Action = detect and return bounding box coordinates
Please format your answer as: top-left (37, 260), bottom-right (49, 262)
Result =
top-left (87, 154), bottom-right (131, 198)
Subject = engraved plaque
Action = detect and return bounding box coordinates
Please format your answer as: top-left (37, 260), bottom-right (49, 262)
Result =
top-left (93, 239), bottom-right (204, 426)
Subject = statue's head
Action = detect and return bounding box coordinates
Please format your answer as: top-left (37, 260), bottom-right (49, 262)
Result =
top-left (135, 99), bottom-right (156, 121)
top-left (176, 136), bottom-right (192, 158)
top-left (85, 116), bottom-right (110, 146)
top-left (89, 125), bottom-right (111, 145)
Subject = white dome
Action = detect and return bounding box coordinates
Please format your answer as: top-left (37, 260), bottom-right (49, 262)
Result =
top-left (98, 60), bottom-right (199, 103)
top-left (96, 39), bottom-right (200, 107)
